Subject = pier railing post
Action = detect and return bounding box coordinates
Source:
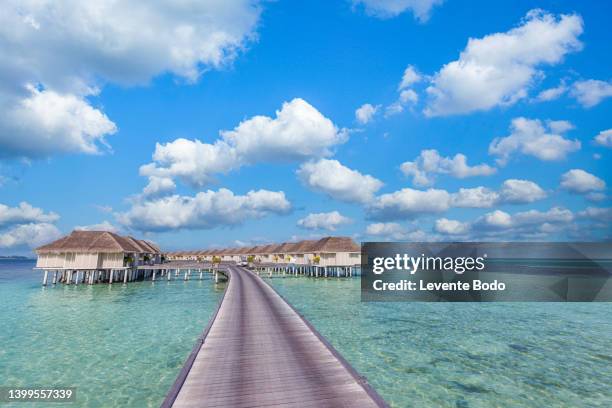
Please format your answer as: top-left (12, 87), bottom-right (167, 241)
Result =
top-left (42, 270), bottom-right (48, 286)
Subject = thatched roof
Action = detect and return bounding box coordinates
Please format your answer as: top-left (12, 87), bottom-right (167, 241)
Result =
top-left (274, 242), bottom-right (296, 253)
top-left (36, 230), bottom-right (144, 254)
top-left (164, 237), bottom-right (361, 257)
top-left (260, 244), bottom-right (282, 254)
top-left (145, 241), bottom-right (161, 254)
top-left (288, 240), bottom-right (318, 253)
top-left (310, 237), bottom-right (360, 253)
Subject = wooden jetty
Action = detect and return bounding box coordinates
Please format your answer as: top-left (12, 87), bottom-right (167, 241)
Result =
top-left (162, 265), bottom-right (387, 408)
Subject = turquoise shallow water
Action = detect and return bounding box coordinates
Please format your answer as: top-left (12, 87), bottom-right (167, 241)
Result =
top-left (266, 276), bottom-right (612, 408)
top-left (0, 260), bottom-right (224, 407)
top-left (2, 260), bottom-right (611, 408)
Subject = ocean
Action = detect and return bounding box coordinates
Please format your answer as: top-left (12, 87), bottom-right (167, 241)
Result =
top-left (1, 260), bottom-right (611, 407)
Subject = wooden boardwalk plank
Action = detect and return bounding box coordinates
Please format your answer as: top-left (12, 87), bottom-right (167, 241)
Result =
top-left (163, 265), bottom-right (387, 408)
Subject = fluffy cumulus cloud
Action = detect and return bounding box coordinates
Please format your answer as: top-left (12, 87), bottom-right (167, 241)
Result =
top-left (489, 117), bottom-right (580, 165)
top-left (471, 206), bottom-right (575, 237)
top-left (0, 0), bottom-right (262, 158)
top-left (0, 223), bottom-right (62, 249)
top-left (0, 202), bottom-right (59, 227)
top-left (141, 99), bottom-right (346, 189)
top-left (1, 85), bottom-right (118, 158)
top-left (400, 149), bottom-right (495, 186)
top-left (297, 159), bottom-right (383, 204)
top-left (434, 218), bottom-right (470, 235)
top-left (367, 188), bottom-right (450, 221)
top-left (117, 188), bottom-right (291, 232)
top-left (351, 0), bottom-right (443, 21)
top-left (498, 179), bottom-right (547, 203)
top-left (297, 211), bottom-right (352, 231)
top-left (424, 10), bottom-right (583, 116)
top-left (142, 176), bottom-right (177, 198)
top-left (570, 79), bottom-right (612, 108)
top-left (451, 179), bottom-right (546, 208)
top-left (355, 103), bottom-right (380, 124)
top-left (450, 187), bottom-right (500, 208)
top-left (560, 169), bottom-right (606, 194)
top-left (0, 202), bottom-right (61, 251)
top-left (594, 129), bottom-right (612, 148)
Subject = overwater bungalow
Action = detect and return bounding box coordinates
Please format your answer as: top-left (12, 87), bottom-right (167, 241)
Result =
top-left (287, 239), bottom-right (318, 265)
top-left (308, 237), bottom-right (361, 267)
top-left (35, 230), bottom-right (163, 285)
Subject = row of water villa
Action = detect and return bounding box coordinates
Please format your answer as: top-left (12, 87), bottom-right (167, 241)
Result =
top-left (34, 231), bottom-right (362, 285)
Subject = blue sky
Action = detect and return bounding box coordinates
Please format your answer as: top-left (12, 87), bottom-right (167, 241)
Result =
top-left (0, 0), bottom-right (610, 254)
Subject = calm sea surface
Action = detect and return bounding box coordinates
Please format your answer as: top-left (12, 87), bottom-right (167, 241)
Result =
top-left (0, 260), bottom-right (224, 407)
top-left (1, 260), bottom-right (611, 407)
top-left (265, 276), bottom-right (612, 408)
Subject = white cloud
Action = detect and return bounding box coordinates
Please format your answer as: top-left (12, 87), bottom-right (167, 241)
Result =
top-left (434, 218), bottom-right (470, 235)
top-left (352, 0), bottom-right (443, 21)
top-left (489, 117), bottom-right (580, 165)
top-left (451, 187), bottom-right (499, 208)
top-left (499, 179), bottom-right (547, 203)
top-left (400, 149), bottom-right (496, 186)
top-left (399, 65), bottom-right (422, 90)
top-left (586, 192), bottom-right (606, 202)
top-left (424, 10), bottom-right (583, 116)
top-left (140, 138), bottom-right (238, 187)
top-left (141, 99), bottom-right (346, 187)
top-left (221, 98), bottom-right (346, 162)
top-left (450, 179), bottom-right (547, 208)
top-left (384, 102), bottom-right (405, 117)
top-left (367, 187), bottom-right (450, 220)
top-left (297, 159), bottom-right (383, 204)
top-left (512, 206), bottom-right (574, 225)
top-left (535, 82), bottom-right (567, 102)
top-left (0, 0), bottom-right (262, 158)
top-left (0, 202), bottom-right (59, 227)
top-left (399, 89), bottom-right (419, 104)
top-left (570, 79), bottom-right (612, 107)
top-left (476, 210), bottom-right (513, 229)
top-left (594, 129), bottom-right (612, 148)
top-left (74, 221), bottom-right (119, 233)
top-left (117, 188), bottom-right (291, 232)
top-left (0, 222), bottom-right (61, 249)
top-left (474, 207), bottom-right (574, 236)
top-left (385, 67), bottom-right (421, 117)
top-left (355, 103), bottom-right (380, 124)
top-left (1, 85), bottom-right (117, 158)
top-left (142, 176), bottom-right (176, 198)
top-left (560, 169), bottom-right (606, 193)
top-left (365, 222), bottom-right (431, 241)
top-left (366, 222), bottom-right (407, 240)
top-left (578, 207), bottom-right (612, 221)
top-left (297, 211), bottom-right (352, 231)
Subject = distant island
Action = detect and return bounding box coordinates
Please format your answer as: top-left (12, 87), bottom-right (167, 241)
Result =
top-left (0, 255), bottom-right (33, 260)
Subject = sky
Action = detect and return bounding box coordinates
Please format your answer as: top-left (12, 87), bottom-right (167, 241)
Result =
top-left (0, 0), bottom-right (611, 255)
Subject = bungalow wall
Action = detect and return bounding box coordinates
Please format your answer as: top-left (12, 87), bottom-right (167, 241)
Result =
top-left (36, 252), bottom-right (122, 269)
top-left (311, 252), bottom-right (361, 267)
top-left (36, 253), bottom-right (64, 268)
